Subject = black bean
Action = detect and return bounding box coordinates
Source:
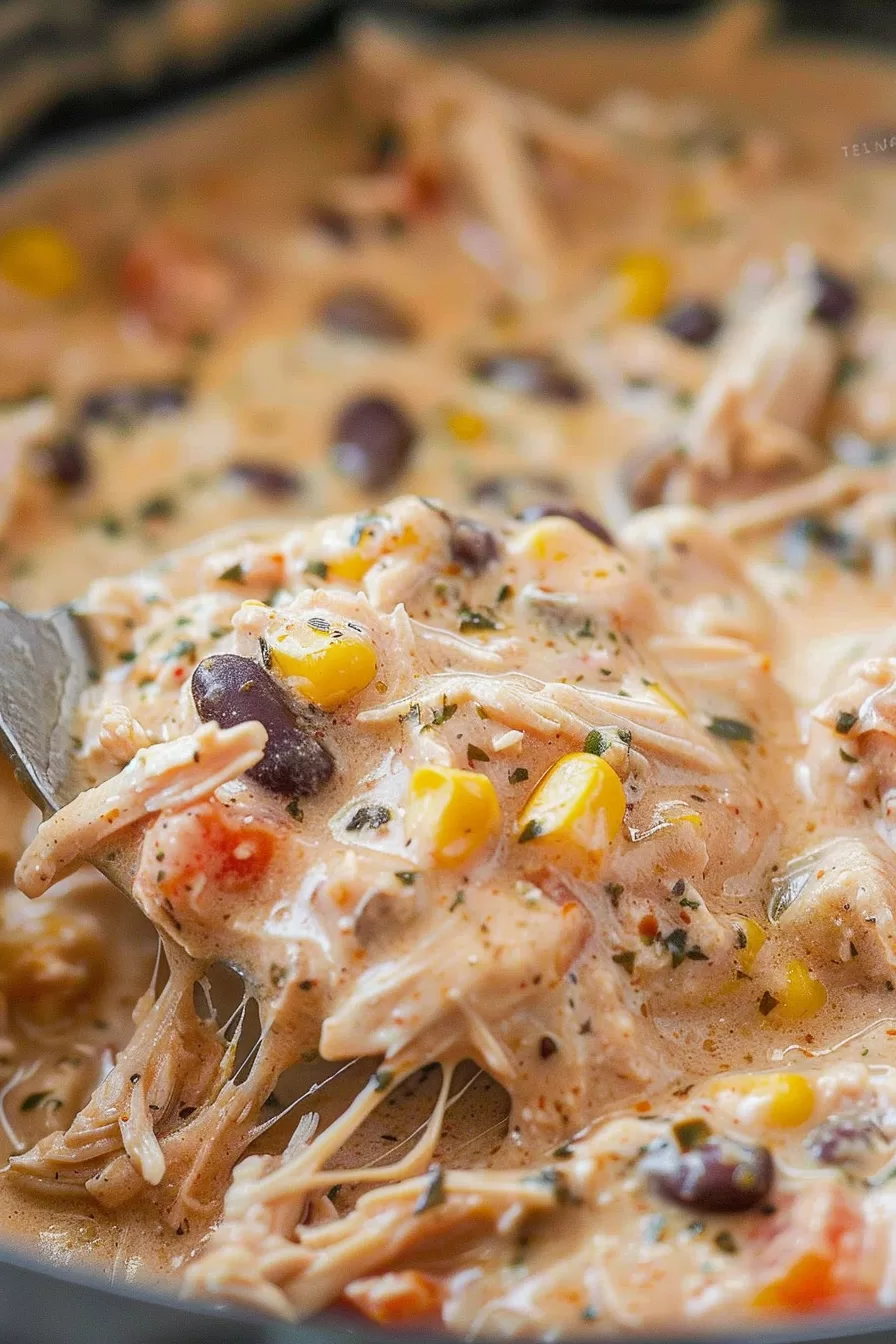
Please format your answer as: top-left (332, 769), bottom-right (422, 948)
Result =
top-left (318, 287), bottom-right (415, 343)
top-left (470, 352), bottom-right (587, 404)
top-left (226, 461), bottom-right (303, 498)
top-left (812, 265), bottom-right (859, 327)
top-left (662, 299), bottom-right (723, 346)
top-left (192, 653), bottom-right (334, 798)
top-left (517, 504), bottom-right (613, 547)
top-left (43, 435), bottom-right (90, 488)
top-left (331, 395), bottom-right (417, 491)
top-left (81, 381), bottom-right (190, 425)
top-left (449, 518), bottom-right (500, 575)
top-left (641, 1134), bottom-right (774, 1213)
top-left (806, 1113), bottom-right (885, 1167)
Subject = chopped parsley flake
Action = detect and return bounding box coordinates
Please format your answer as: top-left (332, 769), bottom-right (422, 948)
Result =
top-left (459, 604), bottom-right (498, 632)
top-left (345, 804), bottom-right (392, 831)
top-left (218, 562), bottom-right (245, 583)
top-left (673, 1118), bottom-right (711, 1151)
top-left (508, 767), bottom-right (529, 784)
top-left (583, 729), bottom-right (605, 755)
top-left (707, 716), bottom-right (755, 742)
top-left (518, 819), bottom-right (544, 844)
top-left (835, 710), bottom-right (858, 735)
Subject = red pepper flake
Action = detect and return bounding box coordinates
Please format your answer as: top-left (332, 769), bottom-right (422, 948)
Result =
top-left (638, 913), bottom-right (659, 939)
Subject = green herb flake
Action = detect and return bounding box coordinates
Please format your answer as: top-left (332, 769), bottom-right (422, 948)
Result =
top-left (664, 928), bottom-right (689, 968)
top-left (166, 639), bottom-right (196, 663)
top-left (425, 698), bottom-right (458, 729)
top-left (707, 716), bottom-right (755, 743)
top-left (459, 604), bottom-right (498, 633)
top-left (467, 743), bottom-right (490, 764)
top-left (518, 818), bottom-right (544, 844)
top-left (840, 748), bottom-right (859, 763)
top-left (508, 767), bottom-right (529, 784)
top-left (345, 804), bottom-right (392, 832)
top-left (395, 871), bottom-right (417, 886)
top-left (414, 1163), bottom-right (446, 1214)
top-left (118, 650), bottom-right (137, 663)
top-left (218, 562), bottom-right (245, 583)
top-left (98, 514), bottom-right (124, 538)
top-left (612, 950), bottom-right (636, 975)
top-left (286, 799), bottom-right (304, 821)
top-left (138, 494), bottom-right (176, 522)
top-left (835, 710), bottom-right (859, 735)
top-left (496, 583), bottom-right (513, 604)
top-left (758, 990), bottom-right (779, 1017)
top-left (449, 891), bottom-right (465, 912)
top-left (304, 559), bottom-right (329, 579)
top-left (583, 729), bottom-right (605, 755)
top-left (714, 1230), bottom-right (738, 1255)
top-left (672, 1118), bottom-right (711, 1152)
top-left (372, 1069), bottom-right (393, 1093)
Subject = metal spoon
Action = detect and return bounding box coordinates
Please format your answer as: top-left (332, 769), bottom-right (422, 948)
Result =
top-left (0, 600), bottom-right (138, 890)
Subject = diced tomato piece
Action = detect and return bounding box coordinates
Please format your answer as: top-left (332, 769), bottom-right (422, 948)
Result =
top-left (344, 1271), bottom-right (444, 1325)
top-left (145, 798), bottom-right (279, 915)
top-left (121, 227), bottom-right (241, 340)
top-left (753, 1252), bottom-right (838, 1312)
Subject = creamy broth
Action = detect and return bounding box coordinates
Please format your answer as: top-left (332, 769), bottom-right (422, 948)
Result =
top-left (1, 3), bottom-right (896, 1331)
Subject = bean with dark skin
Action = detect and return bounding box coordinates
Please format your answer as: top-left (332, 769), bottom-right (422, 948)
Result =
top-left (470, 352), bottom-right (587, 404)
top-left (661, 299), bottom-right (723, 346)
top-left (81, 381), bottom-right (191, 425)
top-left (318, 287), bottom-right (415, 343)
top-left (812, 264), bottom-right (859, 327)
top-left (806, 1113), bottom-right (886, 1167)
top-left (641, 1134), bottom-right (774, 1213)
top-left (192, 653), bottom-right (334, 798)
top-left (226, 461), bottom-right (303, 498)
top-left (331, 396), bottom-right (417, 491)
top-left (517, 503), bottom-right (614, 547)
top-left (42, 435), bottom-right (90, 488)
top-left (449, 517), bottom-right (500, 575)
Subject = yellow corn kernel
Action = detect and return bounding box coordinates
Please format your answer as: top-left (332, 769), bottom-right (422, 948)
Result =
top-left (733, 915), bottom-right (767, 974)
top-left (444, 407), bottom-right (488, 443)
top-left (407, 765), bottom-right (501, 867)
top-left (518, 752), bottom-right (625, 857)
top-left (326, 551), bottom-right (372, 584)
top-left (772, 958), bottom-right (827, 1022)
top-left (616, 250), bottom-right (671, 320)
top-left (712, 1072), bottom-right (815, 1129)
top-left (271, 624), bottom-right (376, 710)
top-left (513, 515), bottom-right (607, 567)
top-left (0, 226), bottom-right (80, 299)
